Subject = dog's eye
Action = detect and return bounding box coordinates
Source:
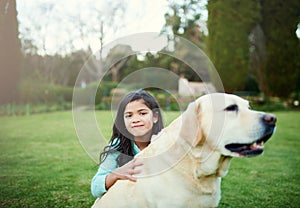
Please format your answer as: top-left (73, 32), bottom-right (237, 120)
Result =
top-left (225, 104), bottom-right (238, 112)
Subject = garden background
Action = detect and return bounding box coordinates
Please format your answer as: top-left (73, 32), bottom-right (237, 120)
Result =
top-left (1, 0), bottom-right (299, 207)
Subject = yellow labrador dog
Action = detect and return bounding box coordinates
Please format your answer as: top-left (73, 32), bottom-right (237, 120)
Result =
top-left (92, 93), bottom-right (276, 208)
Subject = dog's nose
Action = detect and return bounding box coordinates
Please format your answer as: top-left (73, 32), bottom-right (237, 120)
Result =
top-left (262, 114), bottom-right (276, 126)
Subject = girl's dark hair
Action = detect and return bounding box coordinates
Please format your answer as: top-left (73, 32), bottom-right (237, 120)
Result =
top-left (99, 89), bottom-right (164, 166)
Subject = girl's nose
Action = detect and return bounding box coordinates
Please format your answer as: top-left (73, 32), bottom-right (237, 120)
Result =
top-left (132, 114), bottom-right (141, 123)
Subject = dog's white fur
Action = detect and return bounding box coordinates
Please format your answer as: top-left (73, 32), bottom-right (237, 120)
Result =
top-left (92, 93), bottom-right (275, 208)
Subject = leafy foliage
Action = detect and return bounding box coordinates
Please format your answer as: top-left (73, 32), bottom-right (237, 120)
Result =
top-left (207, 0), bottom-right (261, 92)
top-left (207, 0), bottom-right (300, 97)
top-left (163, 0), bottom-right (206, 50)
top-left (19, 81), bottom-right (73, 104)
top-left (259, 0), bottom-right (300, 97)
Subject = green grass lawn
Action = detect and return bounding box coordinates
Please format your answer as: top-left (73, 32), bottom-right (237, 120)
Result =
top-left (0, 111), bottom-right (299, 207)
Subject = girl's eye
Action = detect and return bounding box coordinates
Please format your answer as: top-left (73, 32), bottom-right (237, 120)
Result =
top-left (140, 112), bottom-right (147, 116)
top-left (225, 104), bottom-right (239, 112)
top-left (124, 114), bottom-right (132, 118)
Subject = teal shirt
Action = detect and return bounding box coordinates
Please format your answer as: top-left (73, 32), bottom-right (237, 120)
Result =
top-left (91, 139), bottom-right (141, 198)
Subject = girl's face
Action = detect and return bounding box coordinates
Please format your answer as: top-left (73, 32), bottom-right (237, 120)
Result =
top-left (124, 99), bottom-right (158, 142)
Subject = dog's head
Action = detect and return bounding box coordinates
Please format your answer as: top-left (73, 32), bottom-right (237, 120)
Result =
top-left (180, 93), bottom-right (276, 158)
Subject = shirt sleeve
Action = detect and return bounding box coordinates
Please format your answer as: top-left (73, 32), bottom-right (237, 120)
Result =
top-left (91, 151), bottom-right (119, 198)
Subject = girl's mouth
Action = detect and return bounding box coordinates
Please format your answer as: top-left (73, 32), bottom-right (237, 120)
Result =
top-left (132, 125), bottom-right (144, 128)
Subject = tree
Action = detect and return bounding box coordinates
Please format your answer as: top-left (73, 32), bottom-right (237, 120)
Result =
top-left (163, 0), bottom-right (206, 50)
top-left (104, 45), bottom-right (133, 82)
top-left (17, 1), bottom-right (128, 91)
top-left (206, 0), bottom-right (261, 92)
top-left (22, 50), bottom-right (90, 87)
top-left (0, 0), bottom-right (21, 103)
top-left (258, 0), bottom-right (300, 98)
top-left (162, 0), bottom-right (209, 82)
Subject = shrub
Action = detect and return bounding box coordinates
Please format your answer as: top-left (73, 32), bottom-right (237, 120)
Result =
top-left (73, 81), bottom-right (118, 107)
top-left (19, 80), bottom-right (73, 104)
top-left (240, 95), bottom-right (290, 112)
top-left (0, 103), bottom-right (72, 116)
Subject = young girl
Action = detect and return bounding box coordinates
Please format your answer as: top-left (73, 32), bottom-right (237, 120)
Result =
top-left (91, 89), bottom-right (164, 198)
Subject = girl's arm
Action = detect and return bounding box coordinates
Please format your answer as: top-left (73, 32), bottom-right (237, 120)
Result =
top-left (91, 155), bottom-right (143, 198)
top-left (91, 152), bottom-right (118, 198)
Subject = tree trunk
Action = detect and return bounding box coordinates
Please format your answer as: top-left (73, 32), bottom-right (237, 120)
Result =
top-left (0, 0), bottom-right (21, 103)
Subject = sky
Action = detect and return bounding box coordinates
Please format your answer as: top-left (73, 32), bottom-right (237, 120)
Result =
top-left (16, 0), bottom-right (170, 55)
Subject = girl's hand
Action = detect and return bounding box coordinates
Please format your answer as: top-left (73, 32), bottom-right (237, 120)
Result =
top-left (105, 158), bottom-right (143, 190)
top-left (113, 158), bottom-right (144, 182)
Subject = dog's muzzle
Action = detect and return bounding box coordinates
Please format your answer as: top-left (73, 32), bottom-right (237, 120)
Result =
top-left (225, 114), bottom-right (276, 157)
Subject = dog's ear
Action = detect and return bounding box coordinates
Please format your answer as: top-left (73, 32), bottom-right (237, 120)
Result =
top-left (179, 101), bottom-right (203, 147)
